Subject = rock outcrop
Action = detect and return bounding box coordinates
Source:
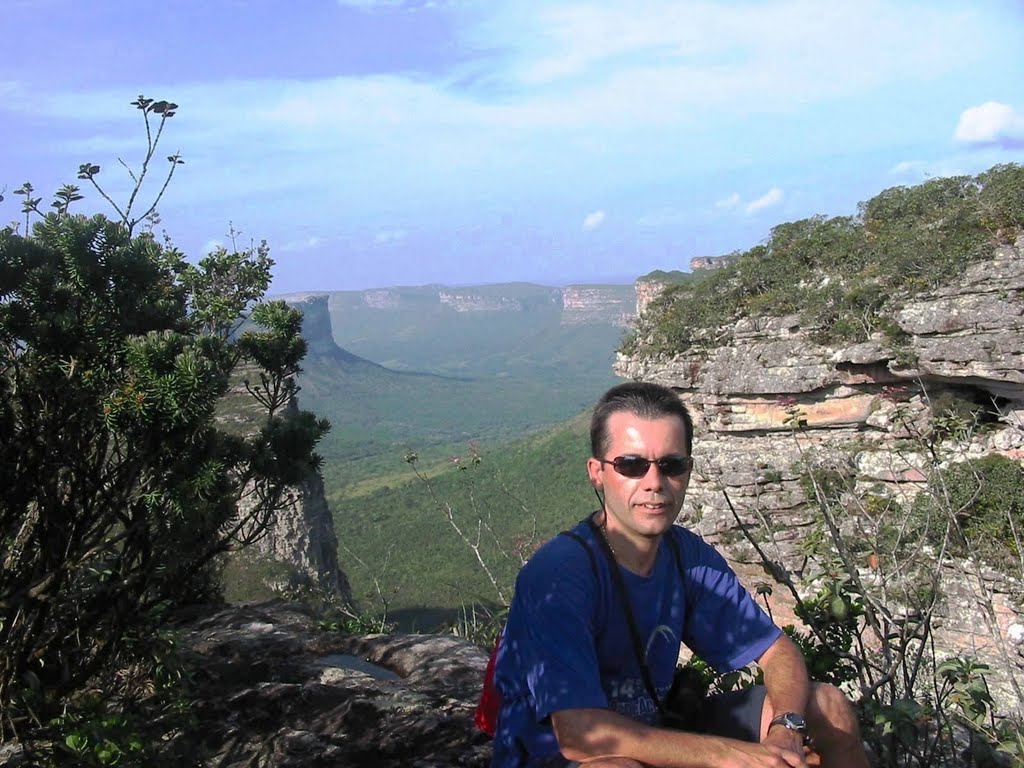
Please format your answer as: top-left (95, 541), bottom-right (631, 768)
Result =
top-left (245, 471), bottom-right (352, 600)
top-left (617, 235), bottom-right (1024, 711)
top-left (561, 285), bottom-right (634, 326)
top-left (635, 278), bottom-right (668, 315)
top-left (170, 601), bottom-right (490, 767)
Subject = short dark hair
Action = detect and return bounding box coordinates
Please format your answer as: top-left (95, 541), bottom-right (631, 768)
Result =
top-left (590, 381), bottom-right (693, 458)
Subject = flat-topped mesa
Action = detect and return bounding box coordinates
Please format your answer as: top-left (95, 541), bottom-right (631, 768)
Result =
top-left (617, 236), bottom-right (1024, 711)
top-left (286, 293), bottom-right (335, 354)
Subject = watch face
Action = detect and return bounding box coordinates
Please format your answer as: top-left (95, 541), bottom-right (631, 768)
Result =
top-left (783, 713), bottom-right (807, 731)
top-left (773, 712), bottom-right (807, 732)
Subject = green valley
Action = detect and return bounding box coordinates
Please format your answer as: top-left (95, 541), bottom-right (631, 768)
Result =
top-left (283, 284), bottom-right (634, 626)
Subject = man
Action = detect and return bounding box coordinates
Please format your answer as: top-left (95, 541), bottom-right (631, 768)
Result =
top-left (491, 382), bottom-right (869, 768)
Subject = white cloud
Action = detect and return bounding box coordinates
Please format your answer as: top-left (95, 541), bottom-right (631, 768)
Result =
top-left (954, 101), bottom-right (1024, 145)
top-left (281, 236), bottom-right (325, 252)
top-left (582, 210), bottom-right (606, 230)
top-left (745, 188), bottom-right (783, 215)
top-left (716, 192), bottom-right (741, 210)
top-left (202, 239), bottom-right (224, 254)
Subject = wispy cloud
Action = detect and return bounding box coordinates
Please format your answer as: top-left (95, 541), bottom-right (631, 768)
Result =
top-left (582, 210), bottom-right (606, 230)
top-left (954, 101), bottom-right (1024, 147)
top-left (473, 1), bottom-right (983, 111)
top-left (2, 0), bottom-right (1018, 292)
top-left (714, 189), bottom-right (783, 215)
top-left (745, 188), bottom-right (784, 215)
top-left (281, 236), bottom-right (326, 252)
top-left (716, 193), bottom-right (741, 210)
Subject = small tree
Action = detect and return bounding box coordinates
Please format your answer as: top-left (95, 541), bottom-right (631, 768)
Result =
top-left (0, 97), bottom-right (328, 734)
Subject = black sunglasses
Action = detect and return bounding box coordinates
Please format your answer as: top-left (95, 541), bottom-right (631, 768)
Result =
top-left (599, 454), bottom-right (694, 479)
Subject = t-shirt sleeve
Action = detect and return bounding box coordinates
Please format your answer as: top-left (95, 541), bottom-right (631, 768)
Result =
top-left (680, 533), bottom-right (781, 673)
top-left (506, 540), bottom-right (609, 720)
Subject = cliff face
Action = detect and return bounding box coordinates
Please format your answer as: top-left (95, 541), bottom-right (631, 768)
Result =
top-left (561, 285), bottom-right (634, 326)
top-left (617, 235), bottom-right (1024, 710)
top-left (222, 294), bottom-right (353, 602)
top-left (635, 278), bottom-right (668, 315)
top-left (243, 468), bottom-right (352, 600)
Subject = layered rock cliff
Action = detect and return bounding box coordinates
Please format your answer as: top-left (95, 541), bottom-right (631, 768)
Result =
top-left (617, 235), bottom-right (1024, 711)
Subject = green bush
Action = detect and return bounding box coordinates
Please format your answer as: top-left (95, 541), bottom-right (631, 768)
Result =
top-left (917, 455), bottom-right (1024, 569)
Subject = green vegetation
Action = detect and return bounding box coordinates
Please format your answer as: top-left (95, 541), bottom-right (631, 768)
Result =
top-left (638, 268), bottom-right (701, 284)
top-left (331, 413), bottom-right (597, 629)
top-left (282, 280), bottom-right (630, 618)
top-left (0, 97), bottom-right (326, 753)
top-left (916, 454), bottom-right (1024, 571)
top-left (626, 165), bottom-right (1024, 356)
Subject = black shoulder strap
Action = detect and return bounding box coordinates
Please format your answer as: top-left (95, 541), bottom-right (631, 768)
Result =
top-left (560, 519), bottom-right (688, 718)
top-left (558, 530), bottom-right (599, 581)
top-left (585, 516), bottom-right (667, 718)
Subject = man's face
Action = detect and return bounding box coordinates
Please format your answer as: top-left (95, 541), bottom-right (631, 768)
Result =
top-left (586, 411), bottom-right (692, 542)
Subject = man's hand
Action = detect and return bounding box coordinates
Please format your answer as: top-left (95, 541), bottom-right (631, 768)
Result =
top-left (761, 724), bottom-right (807, 767)
top-left (716, 736), bottom-right (807, 768)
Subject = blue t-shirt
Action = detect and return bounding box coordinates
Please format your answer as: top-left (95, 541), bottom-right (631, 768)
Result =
top-left (491, 517), bottom-right (781, 768)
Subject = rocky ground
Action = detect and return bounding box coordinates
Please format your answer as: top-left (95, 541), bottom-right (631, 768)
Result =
top-left (173, 600), bottom-right (493, 767)
top-left (0, 601), bottom-right (493, 768)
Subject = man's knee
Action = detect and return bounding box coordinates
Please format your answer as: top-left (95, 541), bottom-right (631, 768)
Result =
top-left (808, 682), bottom-right (860, 738)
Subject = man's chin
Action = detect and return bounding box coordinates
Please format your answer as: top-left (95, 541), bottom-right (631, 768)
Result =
top-left (634, 510), bottom-right (677, 536)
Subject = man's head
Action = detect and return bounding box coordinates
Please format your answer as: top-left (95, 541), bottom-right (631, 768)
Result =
top-left (586, 382), bottom-right (694, 544)
top-left (590, 381), bottom-right (693, 459)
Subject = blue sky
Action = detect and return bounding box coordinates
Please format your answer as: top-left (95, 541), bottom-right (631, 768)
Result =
top-left (2, 0), bottom-right (1023, 293)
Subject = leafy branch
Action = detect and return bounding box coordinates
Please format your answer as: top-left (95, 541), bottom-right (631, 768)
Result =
top-left (75, 96), bottom-right (184, 235)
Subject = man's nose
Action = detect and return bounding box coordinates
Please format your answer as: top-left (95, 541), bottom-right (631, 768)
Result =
top-left (641, 462), bottom-right (664, 487)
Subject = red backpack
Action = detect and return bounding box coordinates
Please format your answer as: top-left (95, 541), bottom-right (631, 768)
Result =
top-left (474, 635), bottom-right (503, 736)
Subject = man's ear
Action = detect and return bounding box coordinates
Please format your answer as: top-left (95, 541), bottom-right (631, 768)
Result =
top-left (586, 457), bottom-right (603, 490)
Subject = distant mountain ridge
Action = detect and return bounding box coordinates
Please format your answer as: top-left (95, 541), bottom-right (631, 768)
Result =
top-left (278, 281), bottom-right (636, 327)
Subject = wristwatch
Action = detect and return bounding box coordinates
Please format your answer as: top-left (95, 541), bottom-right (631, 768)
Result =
top-left (769, 712), bottom-right (808, 742)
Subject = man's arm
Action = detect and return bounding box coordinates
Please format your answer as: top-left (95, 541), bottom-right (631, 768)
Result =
top-left (551, 708), bottom-right (807, 768)
top-left (757, 633), bottom-right (811, 756)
